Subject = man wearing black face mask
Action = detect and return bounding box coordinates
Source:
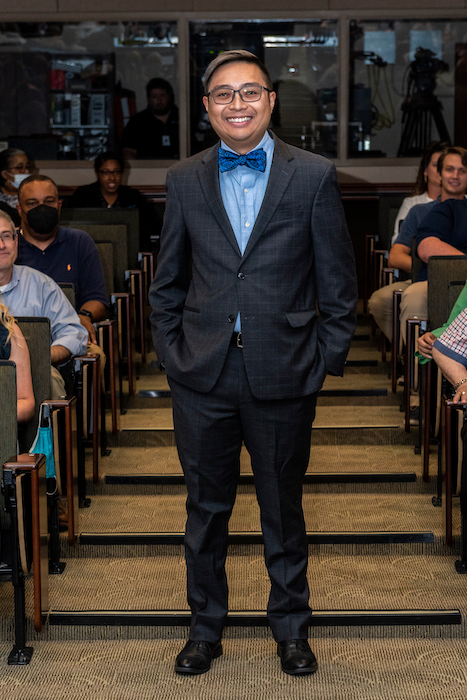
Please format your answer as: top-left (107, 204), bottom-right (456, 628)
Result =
top-left (15, 175), bottom-right (109, 352)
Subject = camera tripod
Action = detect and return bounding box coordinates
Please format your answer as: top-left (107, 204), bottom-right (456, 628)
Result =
top-left (397, 90), bottom-right (450, 157)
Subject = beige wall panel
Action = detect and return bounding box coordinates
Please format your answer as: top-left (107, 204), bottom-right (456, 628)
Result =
top-left (0, 0), bottom-right (57, 11)
top-left (39, 162), bottom-right (417, 187)
top-left (58, 0), bottom-right (194, 10)
top-left (194, 0), bottom-right (327, 10)
top-left (331, 0), bottom-right (464, 8)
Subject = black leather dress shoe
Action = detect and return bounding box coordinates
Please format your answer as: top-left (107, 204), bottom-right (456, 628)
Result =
top-left (175, 639), bottom-right (223, 675)
top-left (277, 639), bottom-right (318, 676)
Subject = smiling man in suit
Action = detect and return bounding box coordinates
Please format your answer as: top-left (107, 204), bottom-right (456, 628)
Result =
top-left (149, 50), bottom-right (357, 677)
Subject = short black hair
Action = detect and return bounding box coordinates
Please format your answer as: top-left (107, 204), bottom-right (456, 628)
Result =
top-left (17, 174), bottom-right (57, 199)
top-left (202, 50), bottom-right (273, 94)
top-left (94, 151), bottom-right (125, 172)
top-left (146, 77), bottom-right (174, 102)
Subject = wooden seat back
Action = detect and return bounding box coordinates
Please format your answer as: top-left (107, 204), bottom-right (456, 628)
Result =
top-left (95, 241), bottom-right (115, 298)
top-left (410, 236), bottom-right (423, 283)
top-left (1, 362), bottom-right (48, 638)
top-left (427, 256), bottom-right (467, 330)
top-left (61, 207), bottom-right (140, 277)
top-left (15, 318), bottom-right (51, 454)
top-left (378, 194), bottom-right (405, 250)
top-left (0, 361), bottom-right (17, 523)
top-left (61, 222), bottom-right (128, 293)
top-left (58, 282), bottom-right (76, 308)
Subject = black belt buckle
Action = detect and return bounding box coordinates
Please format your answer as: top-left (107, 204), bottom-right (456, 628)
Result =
top-left (235, 331), bottom-right (243, 348)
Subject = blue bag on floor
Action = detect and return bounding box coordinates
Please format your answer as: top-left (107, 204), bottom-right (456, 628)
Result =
top-left (30, 404), bottom-right (56, 479)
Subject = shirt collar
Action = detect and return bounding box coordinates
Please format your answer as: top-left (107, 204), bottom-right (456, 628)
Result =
top-left (20, 225), bottom-right (65, 250)
top-left (220, 130), bottom-right (274, 160)
top-left (1, 264), bottom-right (20, 294)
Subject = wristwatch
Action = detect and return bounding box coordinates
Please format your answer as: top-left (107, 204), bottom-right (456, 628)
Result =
top-left (79, 309), bottom-right (94, 323)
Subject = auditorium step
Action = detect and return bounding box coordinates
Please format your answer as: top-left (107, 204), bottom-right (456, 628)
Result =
top-left (88, 443), bottom-right (427, 496)
top-left (49, 609), bottom-right (461, 629)
top-left (107, 404), bottom-right (407, 442)
top-left (104, 472), bottom-right (417, 486)
top-left (69, 491), bottom-right (457, 550)
top-left (43, 551), bottom-right (463, 633)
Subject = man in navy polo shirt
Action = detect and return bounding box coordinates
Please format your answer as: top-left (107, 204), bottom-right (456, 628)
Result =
top-left (15, 175), bottom-right (109, 351)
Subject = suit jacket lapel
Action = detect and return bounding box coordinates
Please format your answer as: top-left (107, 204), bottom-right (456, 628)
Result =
top-left (242, 135), bottom-right (296, 262)
top-left (197, 144), bottom-right (241, 256)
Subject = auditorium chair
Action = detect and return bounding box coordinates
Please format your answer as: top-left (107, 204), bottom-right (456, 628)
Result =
top-left (0, 360), bottom-right (48, 665)
top-left (16, 318), bottom-right (78, 554)
top-left (404, 256), bottom-right (467, 434)
top-left (58, 217), bottom-right (146, 401)
top-left (391, 237), bottom-right (423, 394)
top-left (440, 396), bottom-right (466, 548)
top-left (58, 284), bottom-right (104, 496)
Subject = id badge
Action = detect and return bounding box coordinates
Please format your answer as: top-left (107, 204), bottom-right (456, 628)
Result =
top-left (162, 135), bottom-right (171, 147)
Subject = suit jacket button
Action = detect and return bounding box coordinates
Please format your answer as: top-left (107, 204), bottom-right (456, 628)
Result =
top-left (228, 315), bottom-right (235, 323)
top-left (237, 272), bottom-right (245, 279)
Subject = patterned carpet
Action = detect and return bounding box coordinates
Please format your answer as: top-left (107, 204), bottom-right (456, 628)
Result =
top-left (1, 637), bottom-right (467, 699)
top-left (2, 319), bottom-right (467, 699)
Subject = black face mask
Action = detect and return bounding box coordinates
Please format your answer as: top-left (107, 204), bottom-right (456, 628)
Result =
top-left (26, 204), bottom-right (59, 235)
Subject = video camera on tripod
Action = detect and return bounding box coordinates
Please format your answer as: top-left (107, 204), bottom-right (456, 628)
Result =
top-left (409, 47), bottom-right (448, 94)
top-left (398, 47), bottom-right (450, 156)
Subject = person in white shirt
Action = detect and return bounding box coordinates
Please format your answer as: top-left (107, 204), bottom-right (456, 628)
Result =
top-left (368, 140), bottom-right (448, 341)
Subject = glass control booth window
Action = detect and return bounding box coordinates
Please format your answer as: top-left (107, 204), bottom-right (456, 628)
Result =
top-left (0, 21), bottom-right (179, 161)
top-left (349, 19), bottom-right (467, 158)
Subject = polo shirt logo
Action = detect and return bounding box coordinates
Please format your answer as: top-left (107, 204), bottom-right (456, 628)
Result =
top-left (67, 264), bottom-right (72, 271)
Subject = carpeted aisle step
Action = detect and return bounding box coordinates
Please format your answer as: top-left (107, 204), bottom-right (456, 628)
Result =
top-left (68, 492), bottom-right (456, 551)
top-left (93, 444), bottom-right (422, 493)
top-left (35, 551), bottom-right (463, 633)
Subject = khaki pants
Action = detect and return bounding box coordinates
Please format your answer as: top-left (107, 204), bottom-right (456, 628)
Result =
top-left (368, 279), bottom-right (412, 341)
top-left (50, 343), bottom-right (106, 399)
top-left (399, 281), bottom-right (428, 344)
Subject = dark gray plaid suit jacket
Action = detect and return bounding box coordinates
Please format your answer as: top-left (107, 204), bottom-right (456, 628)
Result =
top-left (149, 133), bottom-right (357, 400)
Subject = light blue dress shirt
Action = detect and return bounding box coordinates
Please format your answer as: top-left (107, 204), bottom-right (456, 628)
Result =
top-left (1, 264), bottom-right (88, 357)
top-left (219, 130), bottom-right (274, 331)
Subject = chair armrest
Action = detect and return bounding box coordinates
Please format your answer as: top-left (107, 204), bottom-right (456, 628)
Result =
top-left (3, 453), bottom-right (47, 632)
top-left (42, 397), bottom-right (78, 544)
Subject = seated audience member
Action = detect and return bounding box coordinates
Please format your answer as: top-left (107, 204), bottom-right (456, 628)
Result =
top-left (0, 148), bottom-right (32, 227)
top-left (15, 175), bottom-right (109, 362)
top-left (0, 299), bottom-right (35, 423)
top-left (430, 307), bottom-right (467, 541)
top-left (417, 280), bottom-right (467, 362)
top-left (368, 141), bottom-right (445, 341)
top-left (0, 210), bottom-right (87, 399)
top-left (67, 151), bottom-right (154, 249)
top-left (120, 78), bottom-right (179, 160)
top-left (390, 141), bottom-right (448, 246)
top-left (398, 146), bottom-right (467, 342)
top-left (0, 294), bottom-right (35, 569)
top-left (432, 308), bottom-right (467, 404)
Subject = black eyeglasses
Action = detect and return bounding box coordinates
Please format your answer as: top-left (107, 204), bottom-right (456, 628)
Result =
top-left (208, 84), bottom-right (271, 105)
top-left (0, 231), bottom-right (17, 242)
top-left (9, 164), bottom-right (31, 173)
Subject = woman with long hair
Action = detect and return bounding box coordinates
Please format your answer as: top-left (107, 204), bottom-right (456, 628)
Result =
top-left (0, 213), bottom-right (34, 423)
top-left (391, 140), bottom-right (450, 245)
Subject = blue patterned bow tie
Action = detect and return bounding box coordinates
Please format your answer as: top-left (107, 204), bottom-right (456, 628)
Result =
top-left (218, 147), bottom-right (266, 173)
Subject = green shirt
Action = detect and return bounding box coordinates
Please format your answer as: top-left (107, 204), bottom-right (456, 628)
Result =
top-left (416, 281), bottom-right (467, 364)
